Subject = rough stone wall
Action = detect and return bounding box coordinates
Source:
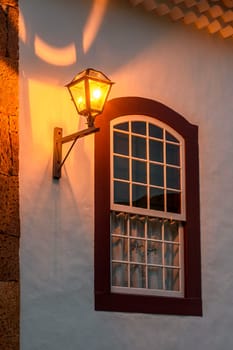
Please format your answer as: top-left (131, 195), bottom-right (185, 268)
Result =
top-left (0, 0), bottom-right (19, 349)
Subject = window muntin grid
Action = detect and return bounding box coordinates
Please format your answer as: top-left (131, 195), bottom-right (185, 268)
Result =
top-left (110, 116), bottom-right (185, 297)
top-left (111, 211), bottom-right (184, 297)
top-left (111, 116), bottom-right (186, 221)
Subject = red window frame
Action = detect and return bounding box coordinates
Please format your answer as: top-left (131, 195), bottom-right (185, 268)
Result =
top-left (94, 97), bottom-right (202, 316)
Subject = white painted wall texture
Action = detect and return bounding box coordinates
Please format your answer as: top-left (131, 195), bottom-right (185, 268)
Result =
top-left (19, 0), bottom-right (233, 349)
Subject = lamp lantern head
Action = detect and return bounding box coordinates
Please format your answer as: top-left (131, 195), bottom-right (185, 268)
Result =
top-left (66, 68), bottom-right (114, 127)
top-left (53, 68), bottom-right (114, 179)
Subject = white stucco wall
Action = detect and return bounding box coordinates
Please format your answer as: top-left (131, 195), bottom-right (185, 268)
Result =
top-left (19, 0), bottom-right (233, 349)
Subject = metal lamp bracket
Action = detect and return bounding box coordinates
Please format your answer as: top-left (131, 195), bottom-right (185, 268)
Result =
top-left (53, 126), bottom-right (99, 179)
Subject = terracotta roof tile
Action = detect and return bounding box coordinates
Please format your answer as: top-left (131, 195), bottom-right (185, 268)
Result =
top-left (130, 0), bottom-right (233, 38)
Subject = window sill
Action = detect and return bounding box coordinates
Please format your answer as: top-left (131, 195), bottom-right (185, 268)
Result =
top-left (95, 291), bottom-right (202, 316)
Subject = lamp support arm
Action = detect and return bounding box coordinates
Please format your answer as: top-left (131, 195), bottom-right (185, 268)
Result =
top-left (53, 126), bottom-right (99, 179)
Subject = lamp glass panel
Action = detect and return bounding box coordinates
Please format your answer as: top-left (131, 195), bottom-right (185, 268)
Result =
top-left (68, 80), bottom-right (86, 115)
top-left (88, 79), bottom-right (111, 115)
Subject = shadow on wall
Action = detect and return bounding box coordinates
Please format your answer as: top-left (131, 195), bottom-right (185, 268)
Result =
top-left (18, 0), bottom-right (161, 82)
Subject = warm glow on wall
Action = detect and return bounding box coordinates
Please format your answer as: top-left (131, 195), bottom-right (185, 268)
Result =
top-left (27, 78), bottom-right (69, 154)
top-left (19, 9), bottom-right (27, 44)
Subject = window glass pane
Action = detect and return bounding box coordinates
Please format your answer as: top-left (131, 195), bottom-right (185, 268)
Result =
top-left (114, 122), bottom-right (129, 131)
top-left (112, 262), bottom-right (128, 287)
top-left (114, 181), bottom-right (129, 205)
top-left (164, 243), bottom-right (179, 266)
top-left (110, 211), bottom-right (183, 294)
top-left (149, 124), bottom-right (163, 139)
top-left (130, 215), bottom-right (145, 237)
top-left (132, 136), bottom-right (146, 159)
top-left (111, 212), bottom-right (128, 236)
top-left (132, 184), bottom-right (147, 208)
top-left (114, 156), bottom-right (129, 180)
top-left (150, 187), bottom-right (164, 211)
top-left (89, 80), bottom-right (110, 112)
top-left (167, 190), bottom-right (181, 213)
top-left (166, 167), bottom-right (180, 189)
top-left (132, 160), bottom-right (147, 184)
top-left (130, 264), bottom-right (146, 288)
top-left (165, 268), bottom-right (180, 291)
top-left (147, 241), bottom-right (162, 265)
top-left (130, 239), bottom-right (145, 263)
top-left (132, 121), bottom-right (146, 135)
top-left (150, 164), bottom-right (164, 187)
top-left (114, 132), bottom-right (129, 155)
top-left (166, 131), bottom-right (178, 143)
top-left (166, 143), bottom-right (180, 165)
top-left (148, 267), bottom-right (163, 289)
top-left (164, 221), bottom-right (179, 242)
top-left (112, 237), bottom-right (128, 261)
top-left (147, 218), bottom-right (162, 240)
top-left (149, 140), bottom-right (163, 163)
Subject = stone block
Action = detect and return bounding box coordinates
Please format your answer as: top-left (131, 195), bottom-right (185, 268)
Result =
top-left (0, 119), bottom-right (18, 178)
top-left (0, 234), bottom-right (19, 281)
top-left (0, 281), bottom-right (19, 347)
top-left (9, 115), bottom-right (18, 133)
top-left (0, 174), bottom-right (20, 237)
top-left (0, 113), bottom-right (18, 175)
top-left (0, 0), bottom-right (18, 7)
top-left (0, 115), bottom-right (12, 175)
top-left (7, 6), bottom-right (18, 60)
top-left (0, 334), bottom-right (19, 350)
top-left (0, 58), bottom-right (18, 115)
top-left (0, 6), bottom-right (7, 57)
top-left (10, 131), bottom-right (19, 175)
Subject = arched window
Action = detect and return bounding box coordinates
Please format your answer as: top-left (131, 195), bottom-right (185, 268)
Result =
top-left (95, 97), bottom-right (202, 315)
top-left (111, 116), bottom-right (185, 298)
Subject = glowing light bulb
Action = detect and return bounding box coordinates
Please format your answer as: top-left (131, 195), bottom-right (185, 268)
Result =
top-left (77, 96), bottom-right (83, 107)
top-left (92, 88), bottom-right (101, 100)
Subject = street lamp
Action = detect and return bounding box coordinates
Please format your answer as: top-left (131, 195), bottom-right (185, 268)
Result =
top-left (53, 68), bottom-right (113, 179)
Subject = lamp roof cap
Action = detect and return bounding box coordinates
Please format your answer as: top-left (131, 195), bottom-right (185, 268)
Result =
top-left (67, 68), bottom-right (114, 86)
